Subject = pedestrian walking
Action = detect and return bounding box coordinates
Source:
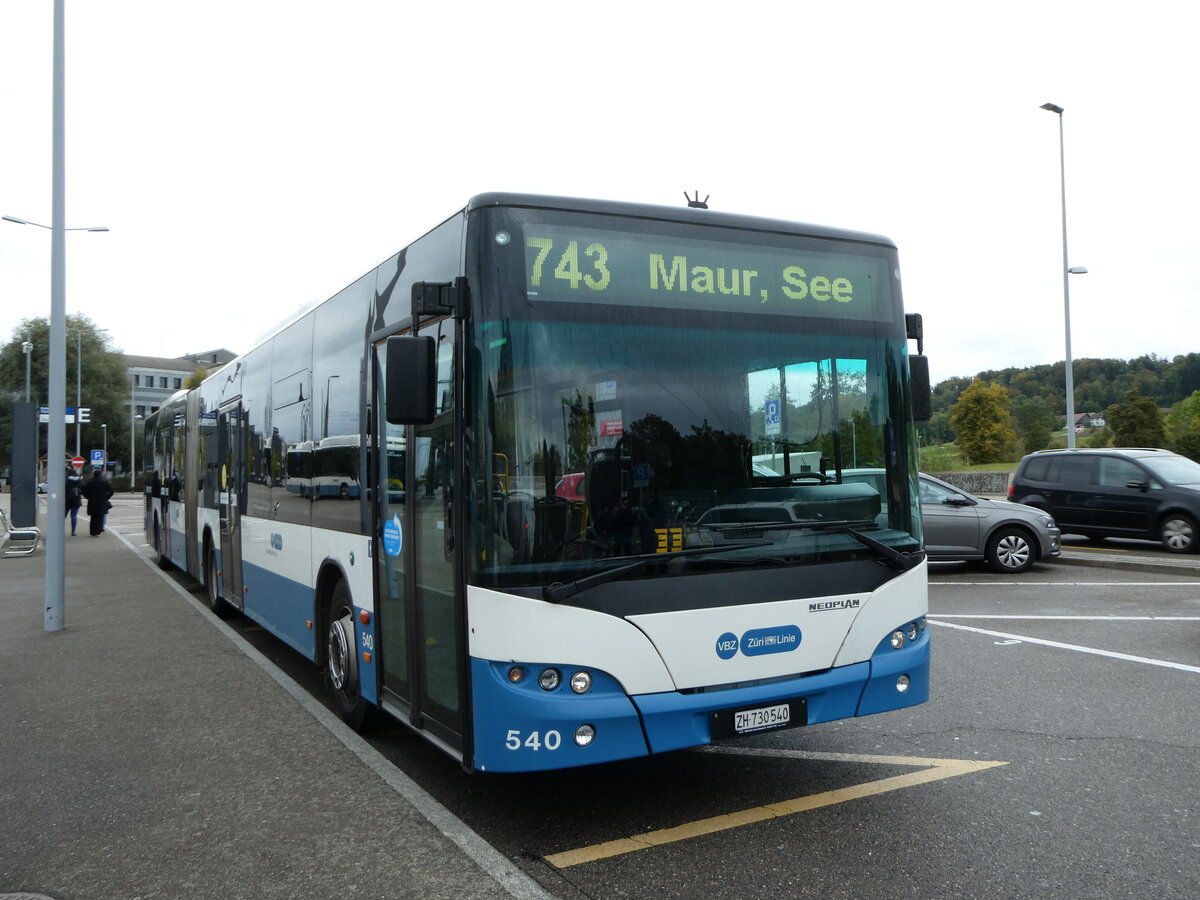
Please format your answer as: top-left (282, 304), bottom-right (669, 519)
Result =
top-left (65, 467), bottom-right (84, 536)
top-left (81, 469), bottom-right (114, 537)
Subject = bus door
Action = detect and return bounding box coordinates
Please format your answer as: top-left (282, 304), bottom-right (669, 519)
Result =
top-left (217, 402), bottom-right (246, 610)
top-left (374, 321), bottom-right (463, 754)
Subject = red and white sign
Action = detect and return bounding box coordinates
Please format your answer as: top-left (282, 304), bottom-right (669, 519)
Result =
top-left (599, 416), bottom-right (624, 437)
top-left (71, 457), bottom-right (85, 471)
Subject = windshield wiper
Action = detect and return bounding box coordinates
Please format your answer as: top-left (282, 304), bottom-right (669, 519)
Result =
top-left (703, 519), bottom-right (924, 571)
top-left (542, 540), bottom-right (771, 603)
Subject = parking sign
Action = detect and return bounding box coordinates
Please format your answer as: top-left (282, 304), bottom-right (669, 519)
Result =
top-left (764, 398), bottom-right (781, 436)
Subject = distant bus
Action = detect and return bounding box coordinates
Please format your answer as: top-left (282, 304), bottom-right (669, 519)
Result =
top-left (144, 193), bottom-right (932, 773)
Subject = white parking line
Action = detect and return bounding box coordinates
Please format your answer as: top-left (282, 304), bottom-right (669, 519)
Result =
top-left (932, 581), bottom-right (1199, 587)
top-left (935, 615), bottom-right (1200, 621)
top-left (929, 619), bottom-right (1200, 674)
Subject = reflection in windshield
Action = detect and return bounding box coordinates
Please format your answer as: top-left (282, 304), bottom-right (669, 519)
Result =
top-left (471, 318), bottom-right (919, 588)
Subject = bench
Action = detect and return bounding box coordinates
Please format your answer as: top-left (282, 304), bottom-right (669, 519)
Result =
top-left (1, 508), bottom-right (41, 556)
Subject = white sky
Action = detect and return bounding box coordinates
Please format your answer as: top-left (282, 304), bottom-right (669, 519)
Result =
top-left (2, 2), bottom-right (1196, 386)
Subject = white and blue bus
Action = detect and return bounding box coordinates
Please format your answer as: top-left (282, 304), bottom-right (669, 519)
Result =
top-left (144, 193), bottom-right (933, 773)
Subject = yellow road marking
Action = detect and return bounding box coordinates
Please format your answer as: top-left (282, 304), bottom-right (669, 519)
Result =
top-left (544, 752), bottom-right (1007, 869)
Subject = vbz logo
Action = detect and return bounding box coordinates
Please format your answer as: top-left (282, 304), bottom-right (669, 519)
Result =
top-left (270, 533), bottom-right (283, 551)
top-left (715, 631), bottom-right (739, 660)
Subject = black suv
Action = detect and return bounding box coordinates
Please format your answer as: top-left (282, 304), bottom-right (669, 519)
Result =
top-left (1009, 448), bottom-right (1200, 554)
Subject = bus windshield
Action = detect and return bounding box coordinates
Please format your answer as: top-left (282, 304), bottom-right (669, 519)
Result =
top-left (469, 208), bottom-right (922, 592)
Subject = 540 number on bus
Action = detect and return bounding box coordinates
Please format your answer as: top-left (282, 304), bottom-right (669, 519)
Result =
top-left (505, 729), bottom-right (563, 751)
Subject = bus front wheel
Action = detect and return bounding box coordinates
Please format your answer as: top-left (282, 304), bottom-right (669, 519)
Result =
top-left (325, 580), bottom-right (373, 731)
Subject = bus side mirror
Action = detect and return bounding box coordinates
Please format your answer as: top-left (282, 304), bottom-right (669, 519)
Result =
top-left (386, 335), bottom-right (437, 425)
top-left (909, 354), bottom-right (932, 422)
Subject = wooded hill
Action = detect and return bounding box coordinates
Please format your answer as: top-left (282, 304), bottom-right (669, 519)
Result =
top-left (922, 352), bottom-right (1200, 443)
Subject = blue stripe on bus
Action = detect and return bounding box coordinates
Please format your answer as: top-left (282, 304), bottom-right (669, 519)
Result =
top-left (471, 658), bottom-right (649, 773)
top-left (240, 561), bottom-right (318, 661)
top-left (469, 626), bottom-right (929, 772)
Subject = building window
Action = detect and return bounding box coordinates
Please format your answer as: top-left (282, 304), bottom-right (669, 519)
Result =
top-left (160, 376), bottom-right (168, 388)
top-left (137, 405), bottom-right (146, 417)
top-left (133, 374), bottom-right (141, 386)
top-left (173, 378), bottom-right (182, 389)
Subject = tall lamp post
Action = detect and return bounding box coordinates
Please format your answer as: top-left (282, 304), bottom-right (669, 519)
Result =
top-left (1040, 102), bottom-right (1089, 450)
top-left (67, 326), bottom-right (110, 456)
top-left (101, 423), bottom-right (107, 473)
top-left (2, 0), bottom-right (109, 631)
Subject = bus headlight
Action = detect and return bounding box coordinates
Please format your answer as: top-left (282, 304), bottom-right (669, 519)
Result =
top-left (538, 668), bottom-right (561, 691)
top-left (906, 623), bottom-right (920, 642)
top-left (570, 671), bottom-right (592, 694)
top-left (574, 724), bottom-right (596, 747)
top-left (507, 666), bottom-right (525, 684)
top-left (890, 630), bottom-right (906, 650)
top-left (896, 675), bottom-right (911, 693)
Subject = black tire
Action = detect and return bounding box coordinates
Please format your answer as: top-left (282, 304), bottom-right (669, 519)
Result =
top-left (325, 580), bottom-right (374, 731)
top-left (154, 517), bottom-right (172, 570)
top-left (204, 542), bottom-right (235, 618)
top-left (985, 527), bottom-right (1036, 574)
top-left (1160, 513), bottom-right (1198, 554)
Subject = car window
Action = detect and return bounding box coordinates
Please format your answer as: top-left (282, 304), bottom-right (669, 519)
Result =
top-left (1141, 454), bottom-right (1200, 485)
top-left (1098, 458), bottom-right (1145, 488)
top-left (1022, 457), bottom-right (1050, 481)
top-left (919, 479), bottom-right (959, 505)
top-left (1058, 456), bottom-right (1098, 485)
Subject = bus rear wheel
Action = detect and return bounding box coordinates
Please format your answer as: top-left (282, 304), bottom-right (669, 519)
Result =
top-left (205, 542), bottom-right (234, 618)
top-left (154, 517), bottom-right (171, 570)
top-left (325, 580), bottom-right (373, 731)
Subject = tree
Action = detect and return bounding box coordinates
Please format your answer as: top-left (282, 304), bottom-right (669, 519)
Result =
top-left (1165, 390), bottom-right (1200, 460)
top-left (1011, 396), bottom-right (1057, 454)
top-left (949, 380), bottom-right (1016, 465)
top-left (184, 367), bottom-right (209, 390)
top-left (0, 316), bottom-right (131, 474)
top-left (1105, 390), bottom-right (1165, 448)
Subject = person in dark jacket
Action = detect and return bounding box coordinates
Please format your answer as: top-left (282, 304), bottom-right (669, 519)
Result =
top-left (81, 469), bottom-right (114, 536)
top-left (65, 467), bottom-right (84, 536)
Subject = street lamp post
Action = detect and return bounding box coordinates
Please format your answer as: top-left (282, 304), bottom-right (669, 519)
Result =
top-left (101, 423), bottom-right (107, 473)
top-left (2, 0), bottom-right (109, 631)
top-left (131, 414), bottom-right (143, 494)
top-left (1040, 102), bottom-right (1088, 450)
top-left (66, 326), bottom-right (110, 457)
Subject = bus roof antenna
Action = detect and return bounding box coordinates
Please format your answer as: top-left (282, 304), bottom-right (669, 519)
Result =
top-left (684, 191), bottom-right (709, 209)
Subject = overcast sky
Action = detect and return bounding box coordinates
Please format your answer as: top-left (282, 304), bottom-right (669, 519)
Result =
top-left (2, 2), bottom-right (1196, 387)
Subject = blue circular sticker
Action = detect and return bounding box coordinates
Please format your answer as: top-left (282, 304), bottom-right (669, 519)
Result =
top-left (383, 513), bottom-right (403, 558)
top-left (715, 632), bottom-right (739, 660)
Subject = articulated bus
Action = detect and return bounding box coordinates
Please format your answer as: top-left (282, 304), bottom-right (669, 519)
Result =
top-left (144, 193), bottom-right (933, 773)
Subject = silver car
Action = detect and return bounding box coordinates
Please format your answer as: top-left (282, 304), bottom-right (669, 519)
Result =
top-left (841, 469), bottom-right (1061, 573)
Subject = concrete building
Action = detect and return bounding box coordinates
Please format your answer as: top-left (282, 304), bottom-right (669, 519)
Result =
top-left (126, 349), bottom-right (235, 418)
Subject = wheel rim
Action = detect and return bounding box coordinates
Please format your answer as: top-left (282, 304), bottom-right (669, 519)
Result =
top-left (328, 610), bottom-right (357, 693)
top-left (996, 534), bottom-right (1031, 569)
top-left (1162, 518), bottom-right (1194, 551)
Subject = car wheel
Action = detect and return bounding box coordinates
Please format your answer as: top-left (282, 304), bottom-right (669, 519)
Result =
top-left (986, 527), bottom-right (1035, 573)
top-left (1160, 513), bottom-right (1198, 554)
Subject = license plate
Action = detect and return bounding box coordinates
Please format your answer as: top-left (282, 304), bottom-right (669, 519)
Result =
top-left (710, 698), bottom-right (807, 739)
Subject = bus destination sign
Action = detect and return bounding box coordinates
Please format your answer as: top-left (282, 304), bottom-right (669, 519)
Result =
top-left (522, 223), bottom-right (892, 322)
